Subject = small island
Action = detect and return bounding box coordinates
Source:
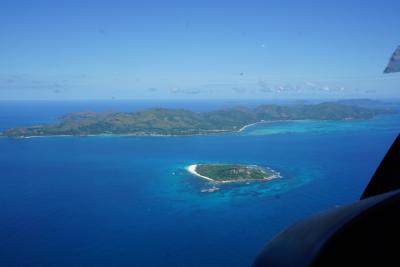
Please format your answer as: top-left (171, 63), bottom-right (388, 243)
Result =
top-left (187, 164), bottom-right (281, 183)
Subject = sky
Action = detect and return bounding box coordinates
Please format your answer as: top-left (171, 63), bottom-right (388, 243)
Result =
top-left (1, 0), bottom-right (400, 100)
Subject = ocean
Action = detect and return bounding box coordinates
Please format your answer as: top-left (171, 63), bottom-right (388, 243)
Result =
top-left (0, 100), bottom-right (399, 267)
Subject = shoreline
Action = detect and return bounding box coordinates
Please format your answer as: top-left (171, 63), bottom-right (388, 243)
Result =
top-left (2, 131), bottom-right (232, 139)
top-left (2, 118), bottom-right (361, 139)
top-left (186, 164), bottom-right (215, 182)
top-left (186, 164), bottom-right (282, 184)
top-left (238, 121), bottom-right (265, 132)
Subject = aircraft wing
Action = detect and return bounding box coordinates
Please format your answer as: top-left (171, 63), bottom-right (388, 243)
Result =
top-left (384, 46), bottom-right (400, 73)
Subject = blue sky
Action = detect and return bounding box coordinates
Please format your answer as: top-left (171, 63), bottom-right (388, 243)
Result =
top-left (1, 0), bottom-right (399, 100)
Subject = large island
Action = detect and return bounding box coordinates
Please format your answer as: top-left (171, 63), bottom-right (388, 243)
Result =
top-left (187, 164), bottom-right (280, 183)
top-left (2, 102), bottom-right (395, 137)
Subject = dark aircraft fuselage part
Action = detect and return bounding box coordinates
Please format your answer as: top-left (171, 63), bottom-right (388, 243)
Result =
top-left (252, 47), bottom-right (400, 266)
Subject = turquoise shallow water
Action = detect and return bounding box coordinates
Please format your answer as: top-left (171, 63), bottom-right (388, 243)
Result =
top-left (242, 115), bottom-right (399, 136)
top-left (0, 101), bottom-right (399, 267)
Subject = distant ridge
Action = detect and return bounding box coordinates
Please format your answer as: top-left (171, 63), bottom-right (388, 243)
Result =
top-left (334, 99), bottom-right (384, 108)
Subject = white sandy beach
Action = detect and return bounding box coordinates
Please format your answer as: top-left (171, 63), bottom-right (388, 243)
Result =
top-left (186, 164), bottom-right (215, 182)
top-left (238, 122), bottom-right (260, 132)
top-left (238, 120), bottom-right (267, 132)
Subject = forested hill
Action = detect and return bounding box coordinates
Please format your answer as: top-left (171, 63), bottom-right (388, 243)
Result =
top-left (3, 102), bottom-right (395, 137)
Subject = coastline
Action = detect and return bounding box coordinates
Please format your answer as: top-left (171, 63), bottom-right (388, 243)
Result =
top-left (187, 164), bottom-right (215, 182)
top-left (238, 119), bottom-right (322, 132)
top-left (238, 120), bottom-right (266, 132)
top-left (2, 118), bottom-right (360, 139)
top-left (186, 164), bottom-right (282, 183)
top-left (2, 131), bottom-right (232, 139)
top-left (1, 120), bottom-right (284, 138)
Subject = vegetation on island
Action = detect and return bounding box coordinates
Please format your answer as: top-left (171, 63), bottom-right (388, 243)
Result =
top-left (2, 102), bottom-right (395, 137)
top-left (195, 164), bottom-right (276, 182)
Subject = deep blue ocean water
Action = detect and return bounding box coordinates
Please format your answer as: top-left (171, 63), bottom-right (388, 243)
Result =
top-left (0, 100), bottom-right (399, 267)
